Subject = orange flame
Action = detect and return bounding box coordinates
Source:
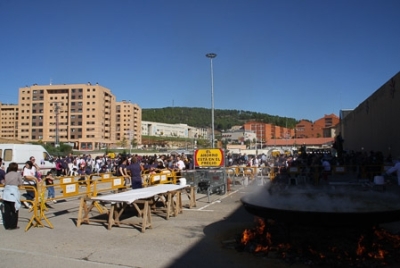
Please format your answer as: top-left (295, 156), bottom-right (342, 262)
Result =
top-left (356, 235), bottom-right (366, 256)
top-left (240, 217), bottom-right (272, 252)
top-left (239, 219), bottom-right (400, 265)
top-left (368, 249), bottom-right (387, 259)
top-left (241, 229), bottom-right (254, 245)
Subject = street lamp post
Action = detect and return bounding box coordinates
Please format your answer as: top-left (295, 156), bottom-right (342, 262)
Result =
top-left (52, 102), bottom-right (61, 148)
top-left (206, 53), bottom-right (217, 148)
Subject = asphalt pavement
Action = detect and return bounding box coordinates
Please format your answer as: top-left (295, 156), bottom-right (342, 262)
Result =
top-left (1, 176), bottom-right (400, 268)
top-left (0, 180), bottom-right (286, 268)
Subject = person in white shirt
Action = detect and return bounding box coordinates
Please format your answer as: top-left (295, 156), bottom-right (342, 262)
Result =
top-left (22, 161), bottom-right (38, 208)
top-left (29, 156), bottom-right (41, 179)
top-left (175, 156), bottom-right (186, 170)
top-left (253, 157), bottom-right (259, 167)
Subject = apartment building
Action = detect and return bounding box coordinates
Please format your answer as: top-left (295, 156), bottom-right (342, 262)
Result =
top-left (0, 102), bottom-right (19, 139)
top-left (243, 121), bottom-right (295, 144)
top-left (17, 83), bottom-right (122, 150)
top-left (295, 114), bottom-right (339, 138)
top-left (116, 100), bottom-right (142, 146)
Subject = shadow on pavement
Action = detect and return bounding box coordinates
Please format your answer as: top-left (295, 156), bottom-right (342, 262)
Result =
top-left (166, 204), bottom-right (289, 268)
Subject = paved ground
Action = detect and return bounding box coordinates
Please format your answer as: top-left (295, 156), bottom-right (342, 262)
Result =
top-left (0, 180), bottom-right (286, 268)
top-left (1, 175), bottom-right (399, 268)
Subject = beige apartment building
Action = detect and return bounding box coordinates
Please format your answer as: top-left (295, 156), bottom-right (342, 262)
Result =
top-left (116, 100), bottom-right (142, 147)
top-left (0, 102), bottom-right (19, 140)
top-left (16, 83), bottom-right (142, 151)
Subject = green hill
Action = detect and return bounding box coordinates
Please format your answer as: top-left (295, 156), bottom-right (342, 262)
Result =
top-left (142, 107), bottom-right (297, 130)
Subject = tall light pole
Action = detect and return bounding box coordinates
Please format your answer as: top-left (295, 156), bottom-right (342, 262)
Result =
top-left (52, 102), bottom-right (61, 147)
top-left (206, 53), bottom-right (217, 148)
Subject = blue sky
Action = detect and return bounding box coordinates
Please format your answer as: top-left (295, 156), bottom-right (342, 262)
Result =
top-left (1, 0), bottom-right (399, 122)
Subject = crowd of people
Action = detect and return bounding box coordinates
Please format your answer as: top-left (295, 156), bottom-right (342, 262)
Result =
top-left (0, 152), bottom-right (194, 230)
top-left (0, 148), bottom-right (399, 231)
top-left (52, 153), bottom-right (195, 178)
top-left (226, 149), bottom-right (400, 185)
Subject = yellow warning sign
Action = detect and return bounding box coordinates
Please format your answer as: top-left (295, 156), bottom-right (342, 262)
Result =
top-left (194, 149), bottom-right (224, 167)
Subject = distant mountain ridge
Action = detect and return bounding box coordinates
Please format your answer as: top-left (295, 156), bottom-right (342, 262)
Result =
top-left (142, 107), bottom-right (298, 131)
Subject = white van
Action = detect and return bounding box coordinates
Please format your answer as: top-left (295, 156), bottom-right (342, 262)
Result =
top-left (0, 144), bottom-right (56, 175)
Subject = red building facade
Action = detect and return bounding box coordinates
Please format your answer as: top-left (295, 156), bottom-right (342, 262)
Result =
top-left (295, 114), bottom-right (339, 138)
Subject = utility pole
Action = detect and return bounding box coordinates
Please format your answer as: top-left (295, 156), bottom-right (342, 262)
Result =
top-left (52, 102), bottom-right (61, 147)
top-left (206, 53), bottom-right (217, 148)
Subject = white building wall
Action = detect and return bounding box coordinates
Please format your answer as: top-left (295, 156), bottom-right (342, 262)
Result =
top-left (141, 121), bottom-right (207, 139)
top-left (221, 130), bottom-right (256, 142)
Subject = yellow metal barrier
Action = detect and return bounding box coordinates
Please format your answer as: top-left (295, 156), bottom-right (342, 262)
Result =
top-left (9, 169), bottom-right (185, 231)
top-left (22, 183), bottom-right (54, 231)
top-left (147, 169), bottom-right (176, 185)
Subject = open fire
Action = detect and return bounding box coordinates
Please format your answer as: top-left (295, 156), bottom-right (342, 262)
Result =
top-left (237, 217), bottom-right (400, 267)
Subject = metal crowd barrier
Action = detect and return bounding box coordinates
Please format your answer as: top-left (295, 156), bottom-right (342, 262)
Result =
top-left (181, 168), bottom-right (226, 202)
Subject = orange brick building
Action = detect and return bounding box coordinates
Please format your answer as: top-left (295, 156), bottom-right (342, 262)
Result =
top-left (295, 114), bottom-right (339, 138)
top-left (243, 121), bottom-right (295, 144)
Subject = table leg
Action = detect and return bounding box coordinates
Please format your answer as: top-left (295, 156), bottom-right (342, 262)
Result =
top-left (107, 204), bottom-right (115, 230)
top-left (77, 197), bottom-right (85, 227)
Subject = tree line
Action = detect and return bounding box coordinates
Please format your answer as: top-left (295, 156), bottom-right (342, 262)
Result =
top-left (142, 107), bottom-right (298, 131)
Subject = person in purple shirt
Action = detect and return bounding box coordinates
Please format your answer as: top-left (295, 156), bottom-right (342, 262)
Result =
top-left (126, 156), bottom-right (143, 189)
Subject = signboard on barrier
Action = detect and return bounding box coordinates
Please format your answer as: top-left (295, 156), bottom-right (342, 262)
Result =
top-left (194, 149), bottom-right (224, 168)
